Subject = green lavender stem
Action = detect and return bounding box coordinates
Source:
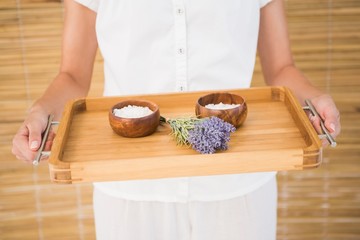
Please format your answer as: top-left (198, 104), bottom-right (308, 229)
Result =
top-left (161, 116), bottom-right (204, 146)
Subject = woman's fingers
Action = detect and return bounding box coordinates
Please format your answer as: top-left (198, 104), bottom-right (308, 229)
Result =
top-left (308, 94), bottom-right (341, 147)
top-left (323, 107), bottom-right (341, 139)
top-left (12, 125), bottom-right (37, 163)
top-left (12, 114), bottom-right (50, 164)
top-left (28, 120), bottom-right (45, 151)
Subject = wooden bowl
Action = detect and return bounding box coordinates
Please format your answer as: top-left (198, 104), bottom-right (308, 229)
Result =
top-left (195, 92), bottom-right (247, 128)
top-left (109, 100), bottom-right (160, 137)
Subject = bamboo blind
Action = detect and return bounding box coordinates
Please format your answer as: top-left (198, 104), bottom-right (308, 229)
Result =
top-left (0, 0), bottom-right (359, 239)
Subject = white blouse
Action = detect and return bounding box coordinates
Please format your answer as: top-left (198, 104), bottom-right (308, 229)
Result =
top-left (75, 0), bottom-right (275, 202)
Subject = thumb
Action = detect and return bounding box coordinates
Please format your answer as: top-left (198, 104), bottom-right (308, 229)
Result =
top-left (323, 108), bottom-right (339, 132)
top-left (322, 108), bottom-right (340, 138)
top-left (324, 120), bottom-right (336, 134)
top-left (27, 121), bottom-right (45, 151)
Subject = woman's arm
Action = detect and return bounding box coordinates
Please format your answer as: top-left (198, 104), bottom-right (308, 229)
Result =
top-left (12, 0), bottom-right (98, 163)
top-left (258, 0), bottom-right (341, 145)
top-left (36, 0), bottom-right (98, 118)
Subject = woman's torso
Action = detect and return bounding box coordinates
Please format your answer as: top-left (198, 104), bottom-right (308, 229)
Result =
top-left (76, 0), bottom-right (275, 202)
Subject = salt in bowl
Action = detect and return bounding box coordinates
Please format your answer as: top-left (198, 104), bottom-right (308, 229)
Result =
top-left (195, 92), bottom-right (247, 128)
top-left (109, 99), bottom-right (160, 137)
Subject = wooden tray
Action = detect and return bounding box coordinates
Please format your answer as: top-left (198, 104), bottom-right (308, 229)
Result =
top-left (48, 87), bottom-right (322, 184)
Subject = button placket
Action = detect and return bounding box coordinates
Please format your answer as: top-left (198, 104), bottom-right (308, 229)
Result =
top-left (173, 0), bottom-right (188, 92)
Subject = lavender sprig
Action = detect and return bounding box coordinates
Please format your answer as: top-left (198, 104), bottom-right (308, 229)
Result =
top-left (187, 117), bottom-right (236, 154)
top-left (166, 117), bottom-right (204, 146)
top-left (165, 116), bottom-right (236, 154)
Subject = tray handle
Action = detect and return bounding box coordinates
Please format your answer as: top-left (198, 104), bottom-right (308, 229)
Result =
top-left (303, 99), bottom-right (337, 147)
top-left (33, 115), bottom-right (60, 166)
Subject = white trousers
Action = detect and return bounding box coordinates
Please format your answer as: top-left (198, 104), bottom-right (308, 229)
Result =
top-left (93, 176), bottom-right (277, 240)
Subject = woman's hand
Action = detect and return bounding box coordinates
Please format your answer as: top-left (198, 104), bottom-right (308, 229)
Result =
top-left (12, 1), bottom-right (98, 164)
top-left (12, 108), bottom-right (55, 164)
top-left (307, 94), bottom-right (341, 147)
top-left (258, 0), bottom-right (341, 147)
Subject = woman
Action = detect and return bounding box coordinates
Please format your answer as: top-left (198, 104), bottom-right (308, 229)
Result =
top-left (12, 0), bottom-right (340, 239)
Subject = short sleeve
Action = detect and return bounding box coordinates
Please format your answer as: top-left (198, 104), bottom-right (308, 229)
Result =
top-left (259, 0), bottom-right (272, 8)
top-left (75, 0), bottom-right (99, 12)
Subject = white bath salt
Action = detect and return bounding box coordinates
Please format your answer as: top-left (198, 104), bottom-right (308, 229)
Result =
top-left (205, 102), bottom-right (240, 110)
top-left (113, 105), bottom-right (153, 118)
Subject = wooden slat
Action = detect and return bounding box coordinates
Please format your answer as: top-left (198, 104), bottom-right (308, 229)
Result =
top-left (0, 0), bottom-right (359, 239)
top-left (46, 88), bottom-right (320, 183)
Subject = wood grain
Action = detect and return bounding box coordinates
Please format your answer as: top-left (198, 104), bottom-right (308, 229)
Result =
top-left (0, 0), bottom-right (359, 239)
top-left (48, 87), bottom-right (321, 183)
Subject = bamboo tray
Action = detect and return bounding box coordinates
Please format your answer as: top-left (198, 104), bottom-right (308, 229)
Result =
top-left (48, 87), bottom-right (322, 184)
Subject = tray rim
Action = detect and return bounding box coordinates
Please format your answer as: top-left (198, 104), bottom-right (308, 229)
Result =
top-left (48, 86), bottom-right (322, 183)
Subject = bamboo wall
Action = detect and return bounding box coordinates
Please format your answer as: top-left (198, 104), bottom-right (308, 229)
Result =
top-left (1, 0), bottom-right (359, 239)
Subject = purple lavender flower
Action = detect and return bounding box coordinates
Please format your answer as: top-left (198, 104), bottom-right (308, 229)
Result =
top-left (187, 116), bottom-right (236, 154)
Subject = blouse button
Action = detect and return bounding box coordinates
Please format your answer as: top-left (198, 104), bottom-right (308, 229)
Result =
top-left (177, 8), bottom-right (184, 15)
